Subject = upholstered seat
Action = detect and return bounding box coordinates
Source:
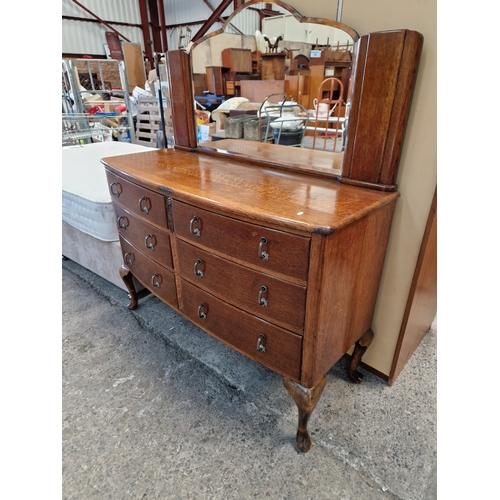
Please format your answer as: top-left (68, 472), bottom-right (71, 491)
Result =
top-left (211, 97), bottom-right (263, 132)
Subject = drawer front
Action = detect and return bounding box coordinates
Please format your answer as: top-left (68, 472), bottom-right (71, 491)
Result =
top-left (181, 279), bottom-right (302, 381)
top-left (177, 239), bottom-right (306, 334)
top-left (114, 205), bottom-right (173, 270)
top-left (119, 236), bottom-right (177, 309)
top-left (172, 200), bottom-right (310, 282)
top-left (106, 171), bottom-right (168, 229)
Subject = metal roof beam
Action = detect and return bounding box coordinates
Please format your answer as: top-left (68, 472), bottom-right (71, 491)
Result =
top-left (202, 0), bottom-right (243, 35)
top-left (157, 0), bottom-right (168, 52)
top-left (192, 0), bottom-right (234, 42)
top-left (139, 0), bottom-right (153, 63)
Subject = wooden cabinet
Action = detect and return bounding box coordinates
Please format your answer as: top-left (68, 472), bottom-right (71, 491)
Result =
top-left (307, 50), bottom-right (352, 108)
top-left (103, 149), bottom-right (399, 452)
top-left (206, 50), bottom-right (252, 96)
top-left (205, 66), bottom-right (226, 95)
top-left (261, 53), bottom-right (286, 80)
top-left (220, 48), bottom-right (253, 96)
top-left (221, 48), bottom-right (252, 74)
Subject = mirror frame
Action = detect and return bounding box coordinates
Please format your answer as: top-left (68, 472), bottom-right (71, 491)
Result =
top-left (191, 0), bottom-right (360, 48)
top-left (167, 1), bottom-right (423, 192)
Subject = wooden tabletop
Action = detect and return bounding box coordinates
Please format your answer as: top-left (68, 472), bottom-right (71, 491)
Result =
top-left (102, 148), bottom-right (399, 235)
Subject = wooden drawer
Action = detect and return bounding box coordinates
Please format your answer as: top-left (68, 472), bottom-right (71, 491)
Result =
top-left (181, 279), bottom-right (302, 381)
top-left (119, 236), bottom-right (177, 309)
top-left (114, 205), bottom-right (173, 270)
top-left (225, 80), bottom-right (235, 95)
top-left (172, 200), bottom-right (310, 282)
top-left (176, 239), bottom-right (306, 334)
top-left (106, 171), bottom-right (168, 229)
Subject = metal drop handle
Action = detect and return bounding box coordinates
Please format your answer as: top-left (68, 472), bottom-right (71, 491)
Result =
top-left (197, 302), bottom-right (207, 319)
top-left (258, 285), bottom-right (268, 307)
top-left (145, 233), bottom-right (156, 250)
top-left (194, 258), bottom-right (204, 278)
top-left (138, 195), bottom-right (150, 214)
top-left (117, 215), bottom-right (129, 229)
top-left (189, 216), bottom-right (201, 237)
top-left (110, 181), bottom-right (122, 197)
top-left (257, 334), bottom-right (266, 353)
top-left (151, 273), bottom-right (162, 288)
top-left (258, 237), bottom-right (269, 260)
top-left (124, 252), bottom-right (134, 266)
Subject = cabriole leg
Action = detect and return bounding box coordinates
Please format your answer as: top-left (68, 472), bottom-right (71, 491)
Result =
top-left (119, 265), bottom-right (138, 310)
top-left (283, 375), bottom-right (327, 453)
top-left (348, 328), bottom-right (375, 384)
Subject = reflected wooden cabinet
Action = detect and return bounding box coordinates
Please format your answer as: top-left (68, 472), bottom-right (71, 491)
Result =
top-left (205, 66), bottom-right (226, 95)
top-left (309, 49), bottom-right (352, 103)
top-left (261, 53), bottom-right (286, 80)
top-left (221, 48), bottom-right (252, 74)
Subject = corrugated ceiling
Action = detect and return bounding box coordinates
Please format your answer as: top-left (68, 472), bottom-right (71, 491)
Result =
top-left (62, 0), bottom-right (236, 56)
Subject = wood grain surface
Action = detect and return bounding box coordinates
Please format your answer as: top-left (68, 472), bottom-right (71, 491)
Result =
top-left (176, 238), bottom-right (307, 334)
top-left (102, 148), bottom-right (399, 236)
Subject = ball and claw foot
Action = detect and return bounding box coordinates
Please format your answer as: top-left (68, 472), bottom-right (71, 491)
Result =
top-left (296, 428), bottom-right (312, 453)
top-left (283, 375), bottom-right (327, 453)
top-left (348, 328), bottom-right (374, 384)
top-left (119, 265), bottom-right (138, 310)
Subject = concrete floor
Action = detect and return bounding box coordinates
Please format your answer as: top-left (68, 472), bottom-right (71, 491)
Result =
top-left (62, 258), bottom-right (437, 500)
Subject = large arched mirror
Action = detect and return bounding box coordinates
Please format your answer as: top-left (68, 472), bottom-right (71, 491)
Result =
top-left (168, 1), bottom-right (422, 190)
top-left (186, 0), bottom-right (359, 177)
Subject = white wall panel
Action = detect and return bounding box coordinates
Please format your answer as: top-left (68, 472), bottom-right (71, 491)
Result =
top-left (62, 0), bottom-right (144, 55)
top-left (62, 20), bottom-right (103, 55)
top-left (62, 0), bottom-right (140, 24)
top-left (164, 0), bottom-right (233, 26)
top-left (224, 7), bottom-right (259, 35)
top-left (62, 20), bottom-right (144, 56)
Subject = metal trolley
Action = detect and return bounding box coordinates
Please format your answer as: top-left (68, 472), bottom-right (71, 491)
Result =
top-left (259, 93), bottom-right (309, 147)
top-left (62, 58), bottom-right (136, 145)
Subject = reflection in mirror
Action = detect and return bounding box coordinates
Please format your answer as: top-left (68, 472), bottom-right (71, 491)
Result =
top-left (188, 0), bottom-right (358, 173)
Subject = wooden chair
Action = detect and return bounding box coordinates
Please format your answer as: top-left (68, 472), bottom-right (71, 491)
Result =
top-left (311, 77), bottom-right (345, 152)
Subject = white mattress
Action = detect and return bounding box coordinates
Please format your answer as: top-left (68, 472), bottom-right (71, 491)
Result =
top-left (62, 142), bottom-right (155, 241)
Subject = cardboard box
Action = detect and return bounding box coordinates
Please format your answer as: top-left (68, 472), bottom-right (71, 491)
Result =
top-left (83, 96), bottom-right (124, 113)
top-left (147, 65), bottom-right (168, 95)
top-left (198, 123), bottom-right (216, 142)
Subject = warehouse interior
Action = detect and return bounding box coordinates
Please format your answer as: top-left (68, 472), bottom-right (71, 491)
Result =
top-left (61, 0), bottom-right (441, 497)
top-left (0, 0), bottom-right (473, 498)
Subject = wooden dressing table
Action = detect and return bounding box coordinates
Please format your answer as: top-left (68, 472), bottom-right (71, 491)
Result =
top-left (103, 147), bottom-right (397, 452)
top-left (102, 2), bottom-right (423, 452)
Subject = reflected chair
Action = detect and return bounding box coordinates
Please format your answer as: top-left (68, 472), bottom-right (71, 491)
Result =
top-left (311, 77), bottom-right (345, 152)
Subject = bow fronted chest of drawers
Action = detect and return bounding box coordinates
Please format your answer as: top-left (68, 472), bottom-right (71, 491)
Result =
top-left (102, 148), bottom-right (399, 452)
